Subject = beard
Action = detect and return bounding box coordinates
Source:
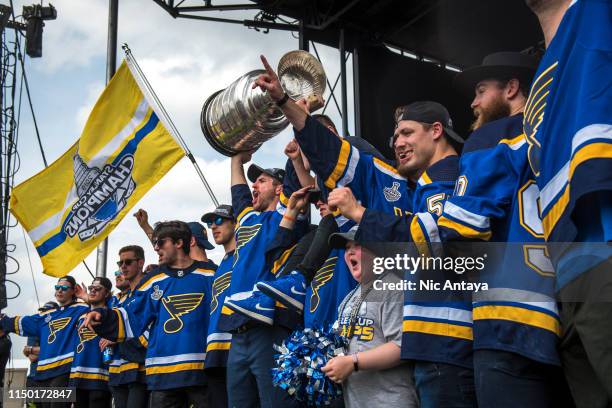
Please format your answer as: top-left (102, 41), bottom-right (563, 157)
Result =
top-left (396, 160), bottom-right (422, 182)
top-left (524, 0), bottom-right (560, 13)
top-left (471, 97), bottom-right (511, 131)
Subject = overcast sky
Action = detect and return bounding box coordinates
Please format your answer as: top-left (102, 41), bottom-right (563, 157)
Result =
top-left (4, 0), bottom-right (355, 368)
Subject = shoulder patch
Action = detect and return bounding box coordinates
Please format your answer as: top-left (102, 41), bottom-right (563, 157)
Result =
top-left (138, 272), bottom-right (170, 292)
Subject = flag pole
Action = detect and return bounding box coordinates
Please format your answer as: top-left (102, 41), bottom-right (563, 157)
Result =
top-left (122, 44), bottom-right (219, 207)
top-left (96, 0), bottom-right (119, 278)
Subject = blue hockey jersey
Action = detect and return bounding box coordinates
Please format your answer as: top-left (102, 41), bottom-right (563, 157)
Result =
top-left (206, 250), bottom-right (234, 369)
top-left (220, 159), bottom-right (306, 330)
top-left (439, 114), bottom-right (561, 366)
top-left (357, 156), bottom-right (473, 368)
top-left (107, 291), bottom-right (147, 386)
top-left (69, 313), bottom-right (109, 390)
top-left (523, 0), bottom-right (612, 287)
top-left (93, 260), bottom-right (215, 390)
top-left (295, 115), bottom-right (413, 217)
top-left (1, 302), bottom-right (89, 380)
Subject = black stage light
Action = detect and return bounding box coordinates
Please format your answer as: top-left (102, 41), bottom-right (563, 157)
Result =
top-left (22, 3), bottom-right (57, 58)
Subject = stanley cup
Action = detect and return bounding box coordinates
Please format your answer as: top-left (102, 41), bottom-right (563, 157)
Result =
top-left (200, 51), bottom-right (326, 156)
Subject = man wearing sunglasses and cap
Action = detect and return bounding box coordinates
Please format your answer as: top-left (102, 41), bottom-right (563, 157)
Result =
top-left (69, 277), bottom-right (113, 408)
top-left (220, 151), bottom-right (307, 408)
top-left (202, 204), bottom-right (236, 408)
top-left (0, 276), bottom-right (88, 406)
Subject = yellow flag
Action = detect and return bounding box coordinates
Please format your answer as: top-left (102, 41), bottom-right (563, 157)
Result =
top-left (10, 61), bottom-right (185, 277)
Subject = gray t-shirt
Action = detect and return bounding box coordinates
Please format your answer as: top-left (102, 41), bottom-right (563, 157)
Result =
top-left (336, 273), bottom-right (418, 408)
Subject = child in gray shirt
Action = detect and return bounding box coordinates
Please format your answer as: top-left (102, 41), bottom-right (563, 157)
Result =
top-left (322, 227), bottom-right (419, 408)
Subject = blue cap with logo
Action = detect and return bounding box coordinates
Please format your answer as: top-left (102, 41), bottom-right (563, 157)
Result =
top-left (187, 222), bottom-right (215, 250)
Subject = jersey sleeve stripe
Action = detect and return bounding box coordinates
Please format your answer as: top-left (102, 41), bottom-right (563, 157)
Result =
top-left (410, 216), bottom-right (430, 257)
top-left (402, 320), bottom-right (473, 341)
top-left (541, 124), bottom-right (612, 210)
top-left (542, 141), bottom-right (612, 237)
top-left (324, 139), bottom-right (352, 189)
top-left (272, 244), bottom-right (297, 276)
top-left (279, 191), bottom-right (289, 207)
top-left (207, 342), bottom-right (231, 352)
top-left (336, 147), bottom-right (360, 187)
top-left (443, 201), bottom-right (490, 230)
top-left (13, 317), bottom-right (21, 335)
top-left (473, 305), bottom-right (561, 336)
top-left (139, 334), bottom-right (148, 347)
top-left (438, 216), bottom-right (492, 241)
top-left (373, 157), bottom-right (405, 181)
top-left (207, 333), bottom-right (232, 343)
top-left (418, 171), bottom-right (432, 185)
top-left (498, 133), bottom-right (526, 150)
top-left (138, 273), bottom-right (169, 292)
top-left (418, 212), bottom-right (441, 243)
top-left (114, 309), bottom-right (126, 342)
top-left (237, 207), bottom-right (255, 224)
top-left (146, 362), bottom-right (205, 375)
top-left (404, 304), bottom-right (473, 324)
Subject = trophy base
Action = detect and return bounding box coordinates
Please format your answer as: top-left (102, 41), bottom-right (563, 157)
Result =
top-left (200, 89), bottom-right (241, 157)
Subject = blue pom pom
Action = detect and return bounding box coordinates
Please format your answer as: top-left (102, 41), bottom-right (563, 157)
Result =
top-left (272, 326), bottom-right (347, 406)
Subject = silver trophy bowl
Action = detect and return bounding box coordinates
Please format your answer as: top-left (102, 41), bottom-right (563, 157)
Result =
top-left (201, 51), bottom-right (326, 156)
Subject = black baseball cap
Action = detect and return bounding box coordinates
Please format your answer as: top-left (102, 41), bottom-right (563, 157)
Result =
top-left (38, 301), bottom-right (59, 312)
top-left (201, 204), bottom-right (235, 223)
top-left (392, 101), bottom-right (465, 147)
top-left (329, 226), bottom-right (359, 249)
top-left (247, 164), bottom-right (285, 184)
top-left (187, 222), bottom-right (215, 250)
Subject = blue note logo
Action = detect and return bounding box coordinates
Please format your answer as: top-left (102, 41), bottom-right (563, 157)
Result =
top-left (383, 182), bottom-right (402, 202)
top-left (310, 257), bottom-right (336, 313)
top-left (63, 152), bottom-right (136, 241)
top-left (211, 271), bottom-right (232, 314)
top-left (162, 293), bottom-right (204, 333)
top-left (524, 61), bottom-right (558, 177)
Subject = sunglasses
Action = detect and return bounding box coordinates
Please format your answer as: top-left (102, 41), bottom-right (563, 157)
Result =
top-left (116, 258), bottom-right (139, 267)
top-left (88, 285), bottom-right (105, 293)
top-left (54, 284), bottom-right (72, 292)
top-left (114, 270), bottom-right (123, 277)
top-left (206, 217), bottom-right (226, 228)
top-left (153, 237), bottom-right (172, 248)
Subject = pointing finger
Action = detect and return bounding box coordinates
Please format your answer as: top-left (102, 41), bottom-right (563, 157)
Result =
top-left (260, 55), bottom-right (275, 77)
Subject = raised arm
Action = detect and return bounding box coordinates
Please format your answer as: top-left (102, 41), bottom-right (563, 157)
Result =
top-left (252, 55), bottom-right (309, 131)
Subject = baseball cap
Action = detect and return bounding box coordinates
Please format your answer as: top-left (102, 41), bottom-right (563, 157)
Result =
top-left (187, 222), bottom-right (215, 250)
top-left (392, 101), bottom-right (465, 147)
top-left (247, 164), bottom-right (285, 184)
top-left (329, 225), bottom-right (359, 249)
top-left (201, 204), bottom-right (235, 223)
top-left (38, 301), bottom-right (59, 312)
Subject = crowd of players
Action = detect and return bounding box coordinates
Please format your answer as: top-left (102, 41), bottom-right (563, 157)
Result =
top-left (0, 0), bottom-right (610, 407)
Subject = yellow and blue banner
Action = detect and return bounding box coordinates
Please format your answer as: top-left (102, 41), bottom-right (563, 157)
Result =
top-left (10, 60), bottom-right (185, 277)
